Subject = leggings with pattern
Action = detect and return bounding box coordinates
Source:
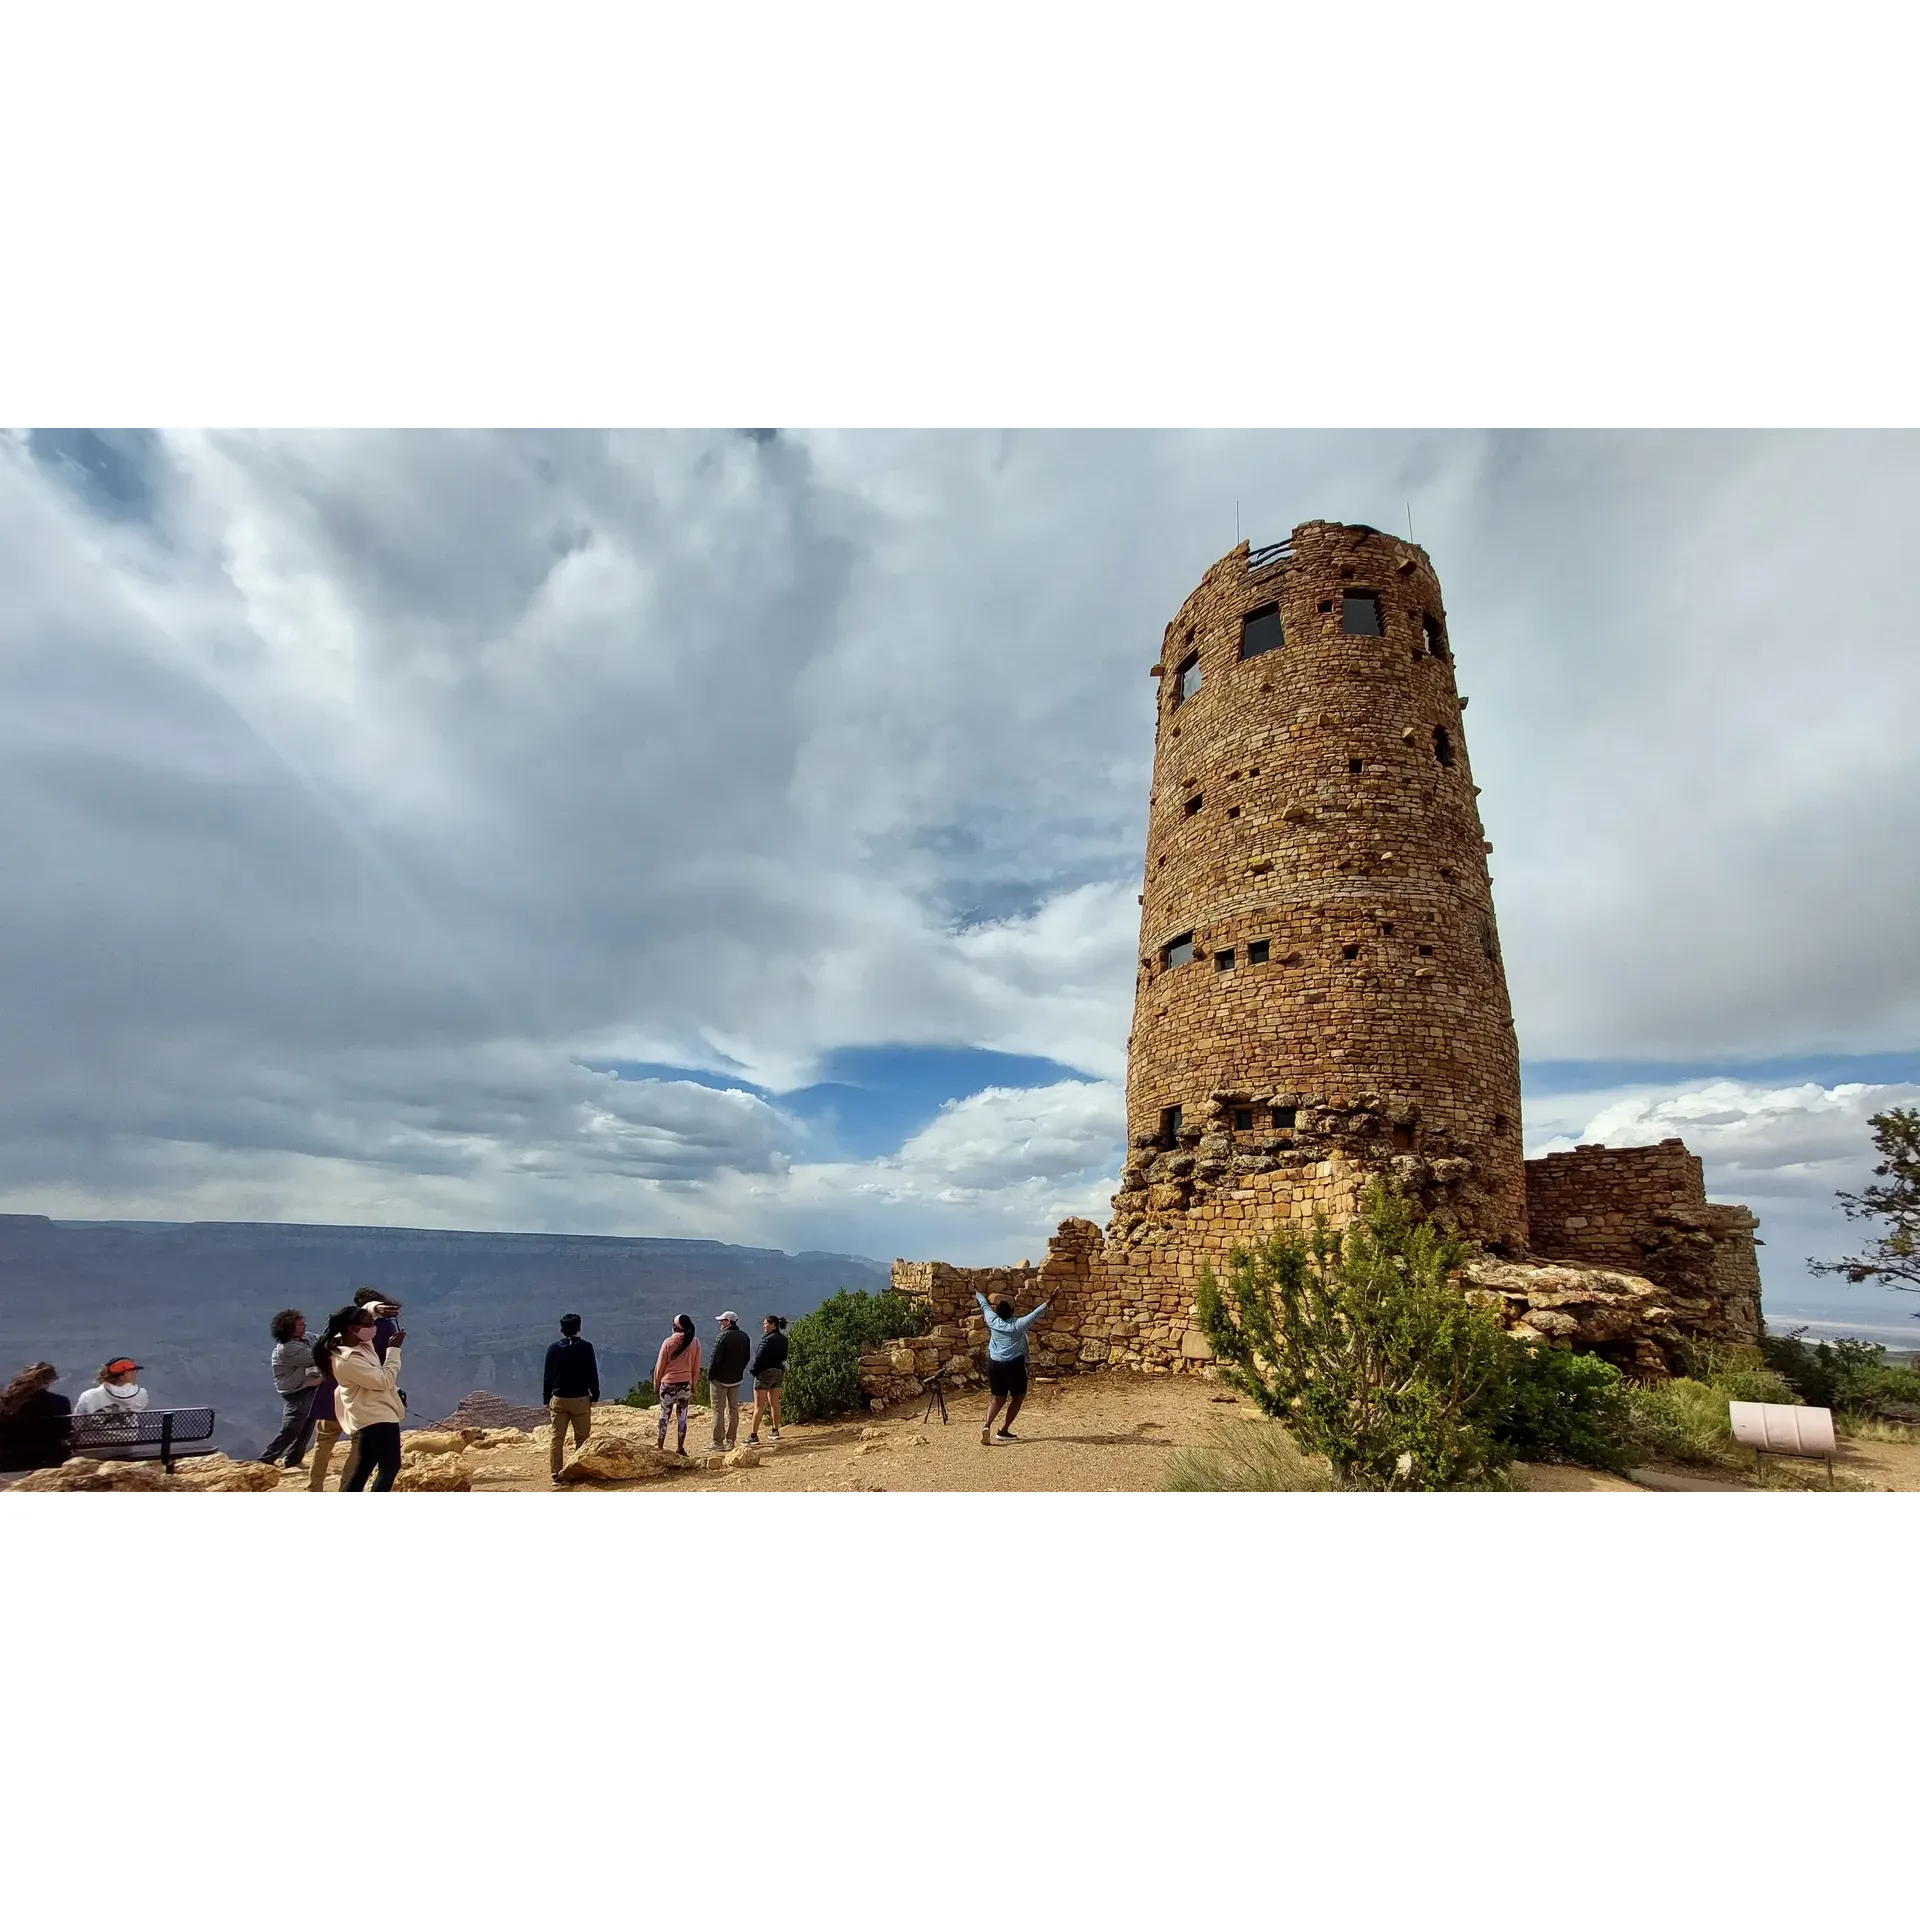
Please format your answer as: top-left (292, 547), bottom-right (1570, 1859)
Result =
top-left (657, 1382), bottom-right (692, 1442)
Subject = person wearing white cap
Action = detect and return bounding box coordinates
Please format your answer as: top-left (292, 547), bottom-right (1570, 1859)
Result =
top-left (707, 1310), bottom-right (752, 1452)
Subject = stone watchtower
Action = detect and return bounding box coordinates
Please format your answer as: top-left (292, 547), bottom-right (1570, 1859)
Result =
top-left (877, 517), bottom-right (1765, 1394)
top-left (1115, 519), bottom-right (1527, 1251)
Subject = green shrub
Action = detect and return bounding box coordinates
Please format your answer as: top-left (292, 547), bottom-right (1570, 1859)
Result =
top-left (1494, 1345), bottom-right (1642, 1471)
top-left (1760, 1328), bottom-right (1920, 1417)
top-left (781, 1288), bottom-right (933, 1426)
top-left (1195, 1181), bottom-right (1515, 1489)
top-left (1165, 1420), bottom-right (1334, 1492)
top-left (1626, 1357), bottom-right (1797, 1471)
top-left (622, 1375), bottom-right (708, 1408)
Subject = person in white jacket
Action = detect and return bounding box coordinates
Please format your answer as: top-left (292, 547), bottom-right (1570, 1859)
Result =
top-left (72, 1358), bottom-right (150, 1456)
top-left (323, 1307), bottom-right (407, 1492)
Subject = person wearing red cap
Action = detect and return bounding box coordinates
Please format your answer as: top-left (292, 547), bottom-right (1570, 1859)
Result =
top-left (72, 1358), bottom-right (149, 1457)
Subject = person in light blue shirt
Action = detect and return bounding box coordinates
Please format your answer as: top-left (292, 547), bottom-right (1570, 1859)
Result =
top-left (975, 1292), bottom-right (1049, 1445)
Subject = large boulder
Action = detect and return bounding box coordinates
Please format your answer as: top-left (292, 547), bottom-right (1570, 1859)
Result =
top-left (395, 1455), bottom-right (474, 1492)
top-left (555, 1435), bottom-right (693, 1485)
top-left (7, 1457), bottom-right (181, 1492)
top-left (402, 1429), bottom-right (479, 1456)
top-left (173, 1455), bottom-right (282, 1491)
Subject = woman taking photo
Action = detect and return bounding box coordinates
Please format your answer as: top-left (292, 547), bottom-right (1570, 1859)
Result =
top-left (322, 1305), bottom-right (408, 1492)
top-left (745, 1314), bottom-right (789, 1445)
top-left (652, 1313), bottom-right (701, 1455)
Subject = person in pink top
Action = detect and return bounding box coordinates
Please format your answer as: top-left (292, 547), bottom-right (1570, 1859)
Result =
top-left (652, 1313), bottom-right (702, 1454)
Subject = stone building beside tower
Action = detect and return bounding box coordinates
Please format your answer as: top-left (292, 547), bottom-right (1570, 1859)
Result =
top-left (867, 522), bottom-right (1763, 1398)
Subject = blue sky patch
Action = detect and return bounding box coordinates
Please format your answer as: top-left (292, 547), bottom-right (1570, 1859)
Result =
top-left (598, 1044), bottom-right (1096, 1161)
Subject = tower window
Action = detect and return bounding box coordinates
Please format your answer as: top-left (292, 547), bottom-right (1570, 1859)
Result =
top-left (1347, 757), bottom-right (1363, 775)
top-left (1231, 1106), bottom-right (1256, 1131)
top-left (1417, 943), bottom-right (1434, 957)
top-left (1273, 1106), bottom-right (1297, 1130)
top-left (1342, 592), bottom-right (1382, 637)
top-left (1341, 944), bottom-right (1359, 960)
top-left (1317, 600), bottom-right (1333, 614)
top-left (1164, 933), bottom-right (1195, 970)
top-left (1160, 1105), bottom-right (1183, 1145)
top-left (1248, 939), bottom-right (1270, 964)
top-left (1479, 917), bottom-right (1497, 962)
top-left (1493, 1113), bottom-right (1511, 1136)
top-left (1172, 654), bottom-right (1201, 705)
top-left (1433, 725), bottom-right (1454, 767)
top-left (1184, 793), bottom-right (1203, 817)
top-left (1423, 613), bottom-right (1448, 658)
top-left (1226, 805), bottom-right (1241, 818)
top-left (1240, 605), bottom-right (1284, 660)
top-left (1215, 948), bottom-right (1235, 972)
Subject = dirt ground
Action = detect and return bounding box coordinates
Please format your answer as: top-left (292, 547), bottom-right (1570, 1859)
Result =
top-left (272, 1374), bottom-right (1920, 1492)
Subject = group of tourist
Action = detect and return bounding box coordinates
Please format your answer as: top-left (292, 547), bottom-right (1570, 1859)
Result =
top-left (258, 1289), bottom-right (408, 1490)
top-left (2, 1286), bottom-right (1051, 1486)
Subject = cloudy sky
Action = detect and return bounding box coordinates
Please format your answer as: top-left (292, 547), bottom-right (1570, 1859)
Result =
top-left (4, 429), bottom-right (1916, 1335)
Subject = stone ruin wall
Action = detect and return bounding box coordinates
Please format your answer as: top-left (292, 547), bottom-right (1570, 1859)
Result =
top-left (1524, 1139), bottom-right (1763, 1349)
top-left (865, 521), bottom-right (1766, 1396)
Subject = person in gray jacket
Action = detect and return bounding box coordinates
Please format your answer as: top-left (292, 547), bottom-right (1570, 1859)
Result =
top-left (259, 1308), bottom-right (323, 1469)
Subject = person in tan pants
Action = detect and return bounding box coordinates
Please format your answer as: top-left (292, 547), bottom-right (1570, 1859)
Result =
top-left (307, 1342), bottom-right (352, 1489)
top-left (544, 1313), bottom-right (599, 1481)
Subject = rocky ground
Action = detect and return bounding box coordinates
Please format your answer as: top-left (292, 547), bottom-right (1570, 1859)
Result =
top-left (15, 1373), bottom-right (1916, 1492)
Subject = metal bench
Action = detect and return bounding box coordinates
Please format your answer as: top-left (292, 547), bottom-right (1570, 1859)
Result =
top-left (69, 1407), bottom-right (219, 1473)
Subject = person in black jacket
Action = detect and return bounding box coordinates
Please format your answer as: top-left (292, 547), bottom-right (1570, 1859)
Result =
top-left (745, 1315), bottom-right (790, 1446)
top-left (0, 1362), bottom-right (72, 1474)
top-left (544, 1313), bottom-right (600, 1481)
top-left (707, 1310), bottom-right (751, 1452)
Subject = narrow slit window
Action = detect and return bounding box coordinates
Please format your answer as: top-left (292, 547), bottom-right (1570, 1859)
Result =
top-left (1342, 592), bottom-right (1382, 636)
top-left (1433, 725), bottom-right (1454, 767)
top-left (1160, 1105), bottom-right (1183, 1146)
top-left (1240, 605), bottom-right (1284, 660)
top-left (1172, 653), bottom-right (1201, 705)
top-left (1423, 612), bottom-right (1448, 658)
top-left (1215, 948), bottom-right (1235, 972)
top-left (1248, 939), bottom-right (1270, 964)
top-left (1164, 933), bottom-right (1195, 970)
top-left (1184, 792), bottom-right (1203, 817)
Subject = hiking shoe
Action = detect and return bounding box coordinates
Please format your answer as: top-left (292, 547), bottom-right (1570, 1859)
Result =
top-left (999, 1429), bottom-right (1021, 1441)
top-left (770, 1428), bottom-right (782, 1440)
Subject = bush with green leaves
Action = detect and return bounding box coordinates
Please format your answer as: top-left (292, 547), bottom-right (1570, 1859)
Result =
top-left (1493, 1344), bottom-right (1643, 1471)
top-left (621, 1381), bottom-right (658, 1410)
top-left (1195, 1181), bottom-right (1515, 1489)
top-left (780, 1287), bottom-right (933, 1425)
top-left (1759, 1328), bottom-right (1920, 1417)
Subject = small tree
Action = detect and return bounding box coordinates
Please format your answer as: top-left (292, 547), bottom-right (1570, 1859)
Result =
top-left (1809, 1106), bottom-right (1920, 1308)
top-left (1195, 1181), bottom-right (1515, 1489)
top-left (781, 1288), bottom-right (933, 1426)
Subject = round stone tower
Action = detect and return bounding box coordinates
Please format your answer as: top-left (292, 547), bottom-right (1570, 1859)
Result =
top-left (1123, 518), bottom-right (1527, 1251)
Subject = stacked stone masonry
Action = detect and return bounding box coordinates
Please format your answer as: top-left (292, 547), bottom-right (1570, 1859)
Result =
top-left (870, 522), bottom-right (1765, 1394)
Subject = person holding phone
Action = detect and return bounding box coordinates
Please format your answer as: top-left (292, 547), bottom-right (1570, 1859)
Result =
top-left (324, 1306), bottom-right (408, 1492)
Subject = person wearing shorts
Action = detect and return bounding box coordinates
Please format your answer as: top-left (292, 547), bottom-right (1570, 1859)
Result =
top-left (976, 1292), bottom-right (1049, 1444)
top-left (746, 1314), bottom-right (790, 1445)
top-left (653, 1313), bottom-right (701, 1454)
